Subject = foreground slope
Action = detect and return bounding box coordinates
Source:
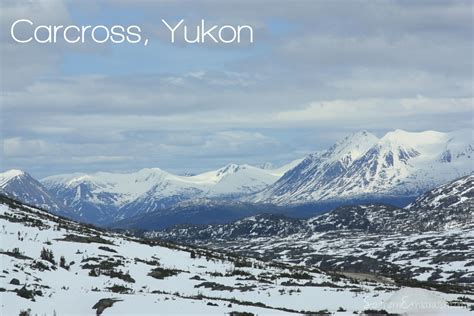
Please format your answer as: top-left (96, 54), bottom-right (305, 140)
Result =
top-left (1, 195), bottom-right (472, 315)
top-left (0, 194), bottom-right (463, 315)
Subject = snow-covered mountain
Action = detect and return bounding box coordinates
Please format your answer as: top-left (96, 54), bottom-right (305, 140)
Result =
top-left (258, 158), bottom-right (304, 177)
top-left (0, 170), bottom-right (75, 219)
top-left (5, 129), bottom-right (471, 224)
top-left (254, 129), bottom-right (473, 204)
top-left (41, 163), bottom-right (287, 223)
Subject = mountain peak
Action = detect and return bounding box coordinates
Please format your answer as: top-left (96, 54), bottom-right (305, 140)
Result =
top-left (2, 169), bottom-right (26, 178)
top-left (254, 128), bottom-right (473, 204)
top-left (0, 169), bottom-right (76, 217)
top-left (217, 163), bottom-right (248, 175)
top-left (335, 130), bottom-right (378, 147)
top-left (324, 130), bottom-right (378, 164)
top-left (0, 169), bottom-right (28, 187)
top-left (137, 167), bottom-right (165, 174)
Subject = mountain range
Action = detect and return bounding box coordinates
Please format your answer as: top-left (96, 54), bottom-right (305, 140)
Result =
top-left (39, 162), bottom-right (299, 223)
top-left (1, 129), bottom-right (472, 226)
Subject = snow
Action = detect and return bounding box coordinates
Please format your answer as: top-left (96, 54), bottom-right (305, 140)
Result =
top-left (327, 130), bottom-right (379, 163)
top-left (255, 129), bottom-right (473, 204)
top-left (2, 196), bottom-right (472, 315)
top-left (0, 170), bottom-right (26, 188)
top-left (39, 163), bottom-right (284, 218)
top-left (381, 129), bottom-right (448, 155)
top-left (265, 158), bottom-right (305, 177)
top-left (365, 287), bottom-right (471, 315)
top-left (2, 128), bottom-right (472, 225)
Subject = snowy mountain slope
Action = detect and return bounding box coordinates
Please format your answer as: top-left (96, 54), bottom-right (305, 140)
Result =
top-left (155, 199), bottom-right (473, 244)
top-left (42, 164), bottom-right (282, 223)
top-left (196, 227), bottom-right (474, 289)
top-left (156, 214), bottom-right (307, 243)
top-left (401, 174), bottom-right (474, 231)
top-left (407, 173), bottom-right (473, 211)
top-left (4, 195), bottom-right (470, 315)
top-left (259, 158), bottom-right (305, 177)
top-left (199, 164), bottom-right (280, 195)
top-left (253, 131), bottom-right (379, 203)
top-left (155, 175), bottom-right (474, 286)
top-left (254, 129), bottom-right (473, 204)
top-left (0, 170), bottom-right (75, 219)
top-left (159, 175), bottom-right (474, 242)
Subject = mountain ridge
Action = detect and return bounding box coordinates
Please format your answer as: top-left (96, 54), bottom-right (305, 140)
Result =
top-left (0, 169), bottom-right (77, 219)
top-left (2, 128), bottom-right (472, 225)
top-left (253, 129), bottom-right (473, 204)
top-left (39, 162), bottom-right (295, 223)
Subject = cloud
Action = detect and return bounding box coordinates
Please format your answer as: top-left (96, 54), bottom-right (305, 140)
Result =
top-left (3, 137), bottom-right (49, 157)
top-left (0, 0), bottom-right (71, 89)
top-left (275, 97), bottom-right (473, 129)
top-left (1, 0), bottom-right (473, 177)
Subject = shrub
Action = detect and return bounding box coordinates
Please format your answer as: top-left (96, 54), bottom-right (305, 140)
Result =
top-left (59, 256), bottom-right (69, 270)
top-left (279, 271), bottom-right (312, 280)
top-left (98, 246), bottom-right (117, 253)
top-left (40, 248), bottom-right (55, 264)
top-left (107, 284), bottom-right (132, 294)
top-left (107, 270), bottom-right (135, 283)
top-left (16, 286), bottom-right (34, 300)
top-left (18, 309), bottom-right (31, 316)
top-left (148, 267), bottom-right (182, 279)
top-left (229, 312), bottom-right (254, 316)
top-left (10, 278), bottom-right (20, 285)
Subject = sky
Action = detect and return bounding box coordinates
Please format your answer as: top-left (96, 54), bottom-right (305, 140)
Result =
top-left (1, 0), bottom-right (473, 178)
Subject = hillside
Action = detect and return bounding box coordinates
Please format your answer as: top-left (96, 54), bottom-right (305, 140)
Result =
top-left (2, 194), bottom-right (473, 314)
top-left (153, 176), bottom-right (474, 287)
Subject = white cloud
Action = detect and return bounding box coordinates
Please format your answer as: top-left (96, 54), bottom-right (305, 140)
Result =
top-left (1, 1), bottom-right (472, 176)
top-left (275, 97), bottom-right (474, 124)
top-left (3, 137), bottom-right (49, 157)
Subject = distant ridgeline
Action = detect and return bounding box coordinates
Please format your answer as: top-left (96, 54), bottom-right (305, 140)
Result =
top-left (0, 129), bottom-right (472, 230)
